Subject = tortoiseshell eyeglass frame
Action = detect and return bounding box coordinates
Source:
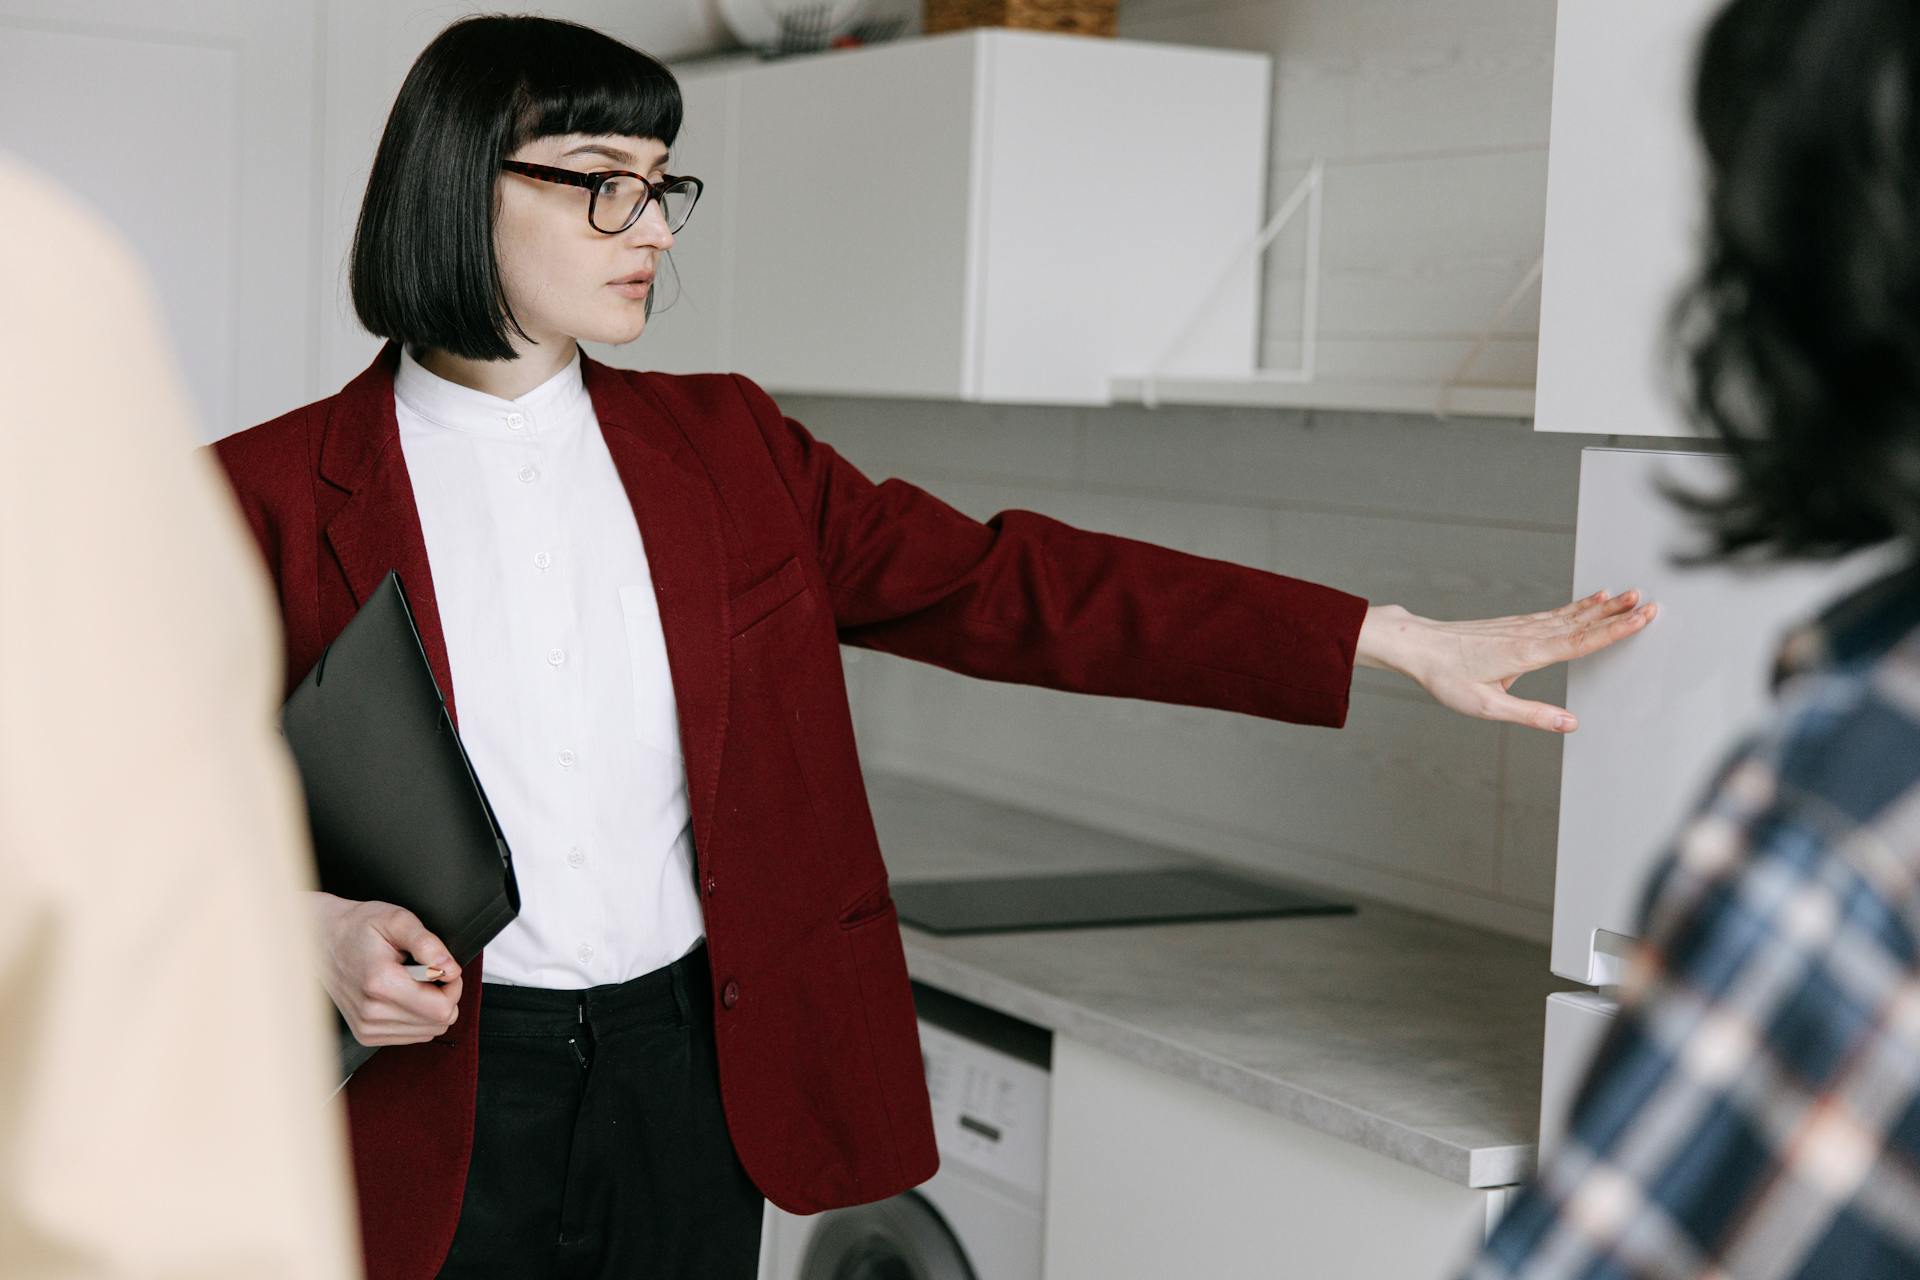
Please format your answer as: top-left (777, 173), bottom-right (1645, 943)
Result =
top-left (499, 159), bottom-right (705, 234)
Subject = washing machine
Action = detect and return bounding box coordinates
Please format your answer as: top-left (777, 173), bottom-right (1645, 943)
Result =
top-left (757, 980), bottom-right (1052, 1280)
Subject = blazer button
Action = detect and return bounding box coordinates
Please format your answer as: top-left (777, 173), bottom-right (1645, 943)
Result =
top-left (721, 979), bottom-right (740, 1008)
top-left (704, 874), bottom-right (717, 896)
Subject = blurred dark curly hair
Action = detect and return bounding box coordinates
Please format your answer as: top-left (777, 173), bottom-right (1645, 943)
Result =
top-left (1657, 0), bottom-right (1920, 567)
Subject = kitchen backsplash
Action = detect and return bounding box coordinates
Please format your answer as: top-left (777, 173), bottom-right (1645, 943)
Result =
top-left (781, 390), bottom-right (1617, 942)
top-left (1127, 0), bottom-right (1558, 389)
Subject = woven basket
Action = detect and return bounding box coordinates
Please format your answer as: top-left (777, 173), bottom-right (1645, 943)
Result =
top-left (924, 0), bottom-right (1116, 37)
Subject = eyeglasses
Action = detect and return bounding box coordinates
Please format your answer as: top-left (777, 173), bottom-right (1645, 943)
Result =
top-left (500, 160), bottom-right (704, 235)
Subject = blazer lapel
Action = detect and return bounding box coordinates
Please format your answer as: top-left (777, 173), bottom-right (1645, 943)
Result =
top-left (580, 349), bottom-right (733, 863)
top-left (315, 340), bottom-right (733, 861)
top-left (318, 341), bottom-right (459, 728)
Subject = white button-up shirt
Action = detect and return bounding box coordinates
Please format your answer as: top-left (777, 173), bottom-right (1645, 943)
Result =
top-left (394, 342), bottom-right (705, 989)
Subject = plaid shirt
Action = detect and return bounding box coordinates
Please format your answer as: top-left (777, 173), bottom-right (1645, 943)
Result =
top-left (1463, 551), bottom-right (1920, 1279)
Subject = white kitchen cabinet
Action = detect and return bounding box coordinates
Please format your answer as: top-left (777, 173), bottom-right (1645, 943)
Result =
top-left (1536, 447), bottom-right (1903, 1188)
top-left (1538, 990), bottom-right (1617, 1165)
top-left (1549, 449), bottom-right (1902, 987)
top-left (1533, 0), bottom-right (1719, 438)
top-left (616, 30), bottom-right (1268, 404)
top-left (1043, 1035), bottom-right (1503, 1280)
top-left (1532, 0), bottom-right (1920, 1199)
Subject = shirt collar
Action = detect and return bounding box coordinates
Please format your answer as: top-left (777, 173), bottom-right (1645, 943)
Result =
top-left (1770, 547), bottom-right (1920, 693)
top-left (394, 341), bottom-right (589, 438)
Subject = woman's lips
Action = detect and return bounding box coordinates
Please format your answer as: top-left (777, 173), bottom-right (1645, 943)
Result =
top-left (611, 280), bottom-right (651, 299)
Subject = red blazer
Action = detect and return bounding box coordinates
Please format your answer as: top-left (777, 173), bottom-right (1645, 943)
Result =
top-left (204, 339), bottom-right (1369, 1280)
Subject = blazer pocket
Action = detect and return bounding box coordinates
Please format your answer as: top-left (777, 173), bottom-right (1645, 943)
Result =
top-left (728, 554), bottom-right (810, 639)
top-left (837, 881), bottom-right (895, 930)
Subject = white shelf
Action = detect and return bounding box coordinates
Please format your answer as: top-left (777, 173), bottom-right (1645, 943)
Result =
top-left (1107, 373), bottom-right (1536, 420)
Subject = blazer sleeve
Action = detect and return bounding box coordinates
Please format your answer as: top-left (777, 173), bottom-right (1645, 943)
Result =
top-left (727, 372), bottom-right (1371, 729)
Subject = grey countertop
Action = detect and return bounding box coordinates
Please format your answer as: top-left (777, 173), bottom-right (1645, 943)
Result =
top-left (864, 768), bottom-right (1581, 1189)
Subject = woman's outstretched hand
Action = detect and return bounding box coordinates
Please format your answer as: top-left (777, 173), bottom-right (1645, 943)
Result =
top-left (1354, 588), bottom-right (1658, 733)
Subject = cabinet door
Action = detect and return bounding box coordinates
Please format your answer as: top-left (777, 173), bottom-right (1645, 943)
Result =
top-left (1534, 0), bottom-right (1717, 438)
top-left (729, 37), bottom-right (979, 398)
top-left (1538, 991), bottom-right (1618, 1163)
top-left (973, 32), bottom-right (1266, 403)
top-left (1549, 449), bottom-right (1902, 983)
top-left (1044, 1036), bottom-right (1491, 1280)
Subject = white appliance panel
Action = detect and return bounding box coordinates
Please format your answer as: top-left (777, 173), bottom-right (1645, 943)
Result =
top-left (1538, 991), bottom-right (1619, 1165)
top-left (758, 1012), bottom-right (1048, 1280)
top-left (1550, 448), bottom-right (1904, 983)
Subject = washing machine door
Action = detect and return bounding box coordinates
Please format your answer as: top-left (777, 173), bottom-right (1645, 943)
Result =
top-left (796, 1191), bottom-right (977, 1280)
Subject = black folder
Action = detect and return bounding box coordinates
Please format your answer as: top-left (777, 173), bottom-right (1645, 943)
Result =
top-left (278, 570), bottom-right (519, 1089)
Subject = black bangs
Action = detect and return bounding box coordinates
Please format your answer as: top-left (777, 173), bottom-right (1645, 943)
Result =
top-left (502, 20), bottom-right (683, 155)
top-left (348, 13), bottom-right (682, 362)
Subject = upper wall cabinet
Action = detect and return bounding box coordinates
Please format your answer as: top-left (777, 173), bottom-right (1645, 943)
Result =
top-left (1533, 0), bottom-right (1719, 437)
top-left (608, 30), bottom-right (1269, 404)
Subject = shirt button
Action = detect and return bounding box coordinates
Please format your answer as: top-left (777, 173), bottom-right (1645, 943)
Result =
top-left (506, 413), bottom-right (525, 430)
top-left (547, 646), bottom-right (566, 666)
top-left (558, 748), bottom-right (576, 768)
top-left (721, 979), bottom-right (739, 1008)
top-left (578, 943), bottom-right (595, 964)
top-left (568, 847), bottom-right (586, 869)
top-left (518, 464), bottom-right (538, 483)
top-left (534, 550), bottom-right (553, 570)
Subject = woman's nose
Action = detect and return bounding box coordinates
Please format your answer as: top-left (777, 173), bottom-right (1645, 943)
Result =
top-left (628, 203), bottom-right (673, 249)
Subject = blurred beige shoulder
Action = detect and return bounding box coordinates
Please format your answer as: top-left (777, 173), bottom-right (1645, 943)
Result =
top-left (0, 152), bottom-right (159, 369)
top-left (0, 149), bottom-right (290, 891)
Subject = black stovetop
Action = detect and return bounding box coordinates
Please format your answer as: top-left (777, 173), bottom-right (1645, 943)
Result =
top-left (890, 865), bottom-right (1354, 936)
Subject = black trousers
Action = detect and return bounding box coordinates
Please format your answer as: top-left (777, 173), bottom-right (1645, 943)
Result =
top-left (434, 938), bottom-right (766, 1279)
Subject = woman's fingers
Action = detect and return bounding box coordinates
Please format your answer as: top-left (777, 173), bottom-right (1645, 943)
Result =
top-left (367, 965), bottom-right (460, 1025)
top-left (372, 905), bottom-right (460, 982)
top-left (1552, 587), bottom-right (1612, 621)
top-left (1561, 599), bottom-right (1658, 661)
top-left (1444, 588), bottom-right (1638, 635)
top-left (1482, 689), bottom-right (1579, 733)
top-left (1504, 597), bottom-right (1654, 670)
top-left (1566, 587), bottom-right (1635, 626)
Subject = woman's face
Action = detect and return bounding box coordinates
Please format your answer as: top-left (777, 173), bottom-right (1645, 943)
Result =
top-left (493, 132), bottom-right (675, 350)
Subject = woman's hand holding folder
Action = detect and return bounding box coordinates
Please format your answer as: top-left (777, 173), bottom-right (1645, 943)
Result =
top-left (309, 889), bottom-right (464, 1046)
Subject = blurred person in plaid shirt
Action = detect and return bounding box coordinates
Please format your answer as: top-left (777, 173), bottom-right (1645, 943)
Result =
top-left (1461, 0), bottom-right (1920, 1276)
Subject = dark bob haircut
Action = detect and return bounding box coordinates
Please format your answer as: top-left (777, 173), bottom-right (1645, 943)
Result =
top-left (1656, 0), bottom-right (1920, 569)
top-left (349, 13), bottom-right (682, 361)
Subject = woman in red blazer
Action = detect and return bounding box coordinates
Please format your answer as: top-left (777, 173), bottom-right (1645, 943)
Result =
top-left (207, 14), bottom-right (1654, 1280)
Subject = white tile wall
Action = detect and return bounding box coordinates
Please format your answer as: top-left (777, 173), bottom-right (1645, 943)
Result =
top-left (788, 388), bottom-right (1639, 939)
top-left (1120, 0), bottom-right (1556, 391)
top-left (768, 0), bottom-right (1691, 942)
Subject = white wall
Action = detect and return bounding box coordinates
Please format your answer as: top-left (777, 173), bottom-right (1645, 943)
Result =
top-left (1130, 0), bottom-right (1556, 388)
top-left (0, 0), bottom-right (732, 441)
top-left (0, 1), bottom-right (322, 439)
